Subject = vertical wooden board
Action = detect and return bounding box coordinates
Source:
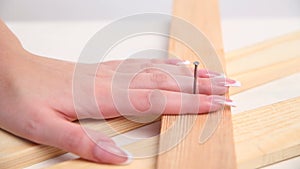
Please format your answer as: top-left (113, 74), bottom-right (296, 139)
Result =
top-left (157, 0), bottom-right (237, 169)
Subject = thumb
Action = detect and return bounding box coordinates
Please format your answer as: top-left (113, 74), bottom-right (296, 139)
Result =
top-left (38, 115), bottom-right (132, 164)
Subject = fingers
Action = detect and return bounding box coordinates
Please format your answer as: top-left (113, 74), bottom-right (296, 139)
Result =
top-left (104, 59), bottom-right (224, 79)
top-left (118, 89), bottom-right (234, 116)
top-left (35, 114), bottom-right (131, 165)
top-left (102, 58), bottom-right (184, 70)
top-left (112, 62), bottom-right (193, 76)
top-left (127, 72), bottom-right (239, 95)
top-left (99, 59), bottom-right (226, 82)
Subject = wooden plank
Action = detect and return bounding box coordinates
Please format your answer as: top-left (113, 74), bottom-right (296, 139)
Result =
top-left (0, 130), bottom-right (65, 169)
top-left (233, 97), bottom-right (300, 169)
top-left (45, 158), bottom-right (157, 169)
top-left (0, 117), bottom-right (155, 169)
top-left (1, 30), bottom-right (300, 169)
top-left (47, 97), bottom-right (300, 169)
top-left (227, 31), bottom-right (300, 95)
top-left (156, 0), bottom-right (237, 168)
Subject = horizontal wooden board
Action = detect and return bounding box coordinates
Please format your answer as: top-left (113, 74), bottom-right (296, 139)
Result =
top-left (227, 31), bottom-right (300, 94)
top-left (233, 97), bottom-right (300, 168)
top-left (0, 118), bottom-right (154, 169)
top-left (47, 97), bottom-right (300, 169)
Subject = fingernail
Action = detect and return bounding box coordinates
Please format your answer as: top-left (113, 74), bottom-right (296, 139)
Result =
top-left (120, 149), bottom-right (133, 165)
top-left (95, 142), bottom-right (132, 164)
top-left (205, 71), bottom-right (222, 77)
top-left (176, 60), bottom-right (191, 66)
top-left (224, 80), bottom-right (241, 87)
top-left (213, 73), bottom-right (227, 78)
top-left (213, 97), bottom-right (237, 107)
top-left (206, 73), bottom-right (220, 78)
top-left (222, 100), bottom-right (237, 107)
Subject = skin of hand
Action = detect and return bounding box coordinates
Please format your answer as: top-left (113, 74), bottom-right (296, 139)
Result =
top-left (0, 20), bottom-right (238, 164)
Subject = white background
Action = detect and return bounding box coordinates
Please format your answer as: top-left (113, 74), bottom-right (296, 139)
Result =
top-left (0, 1), bottom-right (300, 169)
top-left (1, 0), bottom-right (300, 20)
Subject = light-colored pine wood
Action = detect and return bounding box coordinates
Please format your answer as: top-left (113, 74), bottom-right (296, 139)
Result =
top-left (233, 97), bottom-right (300, 169)
top-left (0, 130), bottom-right (65, 169)
top-left (227, 31), bottom-right (300, 95)
top-left (1, 30), bottom-right (300, 169)
top-left (0, 117), bottom-right (154, 169)
top-left (156, 0), bottom-right (237, 168)
top-left (46, 157), bottom-right (157, 169)
top-left (46, 97), bottom-right (300, 169)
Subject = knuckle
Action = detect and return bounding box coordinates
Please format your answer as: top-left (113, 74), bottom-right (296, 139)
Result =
top-left (205, 79), bottom-right (214, 94)
top-left (198, 79), bottom-right (209, 94)
top-left (150, 72), bottom-right (168, 88)
top-left (22, 113), bottom-right (43, 141)
top-left (131, 91), bottom-right (152, 112)
top-left (140, 63), bottom-right (154, 71)
top-left (180, 66), bottom-right (192, 76)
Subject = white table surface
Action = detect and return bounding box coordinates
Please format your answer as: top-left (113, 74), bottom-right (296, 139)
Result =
top-left (3, 18), bottom-right (300, 169)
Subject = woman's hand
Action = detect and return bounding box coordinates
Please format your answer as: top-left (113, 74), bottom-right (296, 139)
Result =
top-left (0, 20), bottom-right (239, 164)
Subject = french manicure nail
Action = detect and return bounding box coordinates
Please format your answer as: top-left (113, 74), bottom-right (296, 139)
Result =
top-left (205, 73), bottom-right (221, 78)
top-left (213, 97), bottom-right (237, 107)
top-left (216, 100), bottom-right (237, 107)
top-left (120, 149), bottom-right (133, 165)
top-left (95, 142), bottom-right (132, 164)
top-left (213, 73), bottom-right (227, 78)
top-left (222, 100), bottom-right (237, 107)
top-left (224, 80), bottom-right (242, 87)
top-left (176, 60), bottom-right (191, 65)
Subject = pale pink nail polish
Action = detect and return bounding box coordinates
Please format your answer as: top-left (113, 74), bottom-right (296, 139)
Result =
top-left (222, 100), bottom-right (237, 107)
top-left (213, 97), bottom-right (237, 107)
top-left (213, 73), bottom-right (227, 78)
top-left (176, 60), bottom-right (191, 65)
top-left (205, 73), bottom-right (221, 78)
top-left (224, 80), bottom-right (241, 87)
top-left (95, 142), bottom-right (132, 164)
top-left (120, 150), bottom-right (133, 165)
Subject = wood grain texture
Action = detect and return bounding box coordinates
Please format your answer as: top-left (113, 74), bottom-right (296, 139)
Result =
top-left (233, 97), bottom-right (300, 169)
top-left (1, 30), bottom-right (300, 169)
top-left (47, 97), bottom-right (300, 169)
top-left (0, 130), bottom-right (65, 169)
top-left (227, 31), bottom-right (300, 95)
top-left (156, 0), bottom-right (237, 168)
top-left (46, 157), bottom-right (157, 169)
top-left (0, 117), bottom-right (155, 169)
